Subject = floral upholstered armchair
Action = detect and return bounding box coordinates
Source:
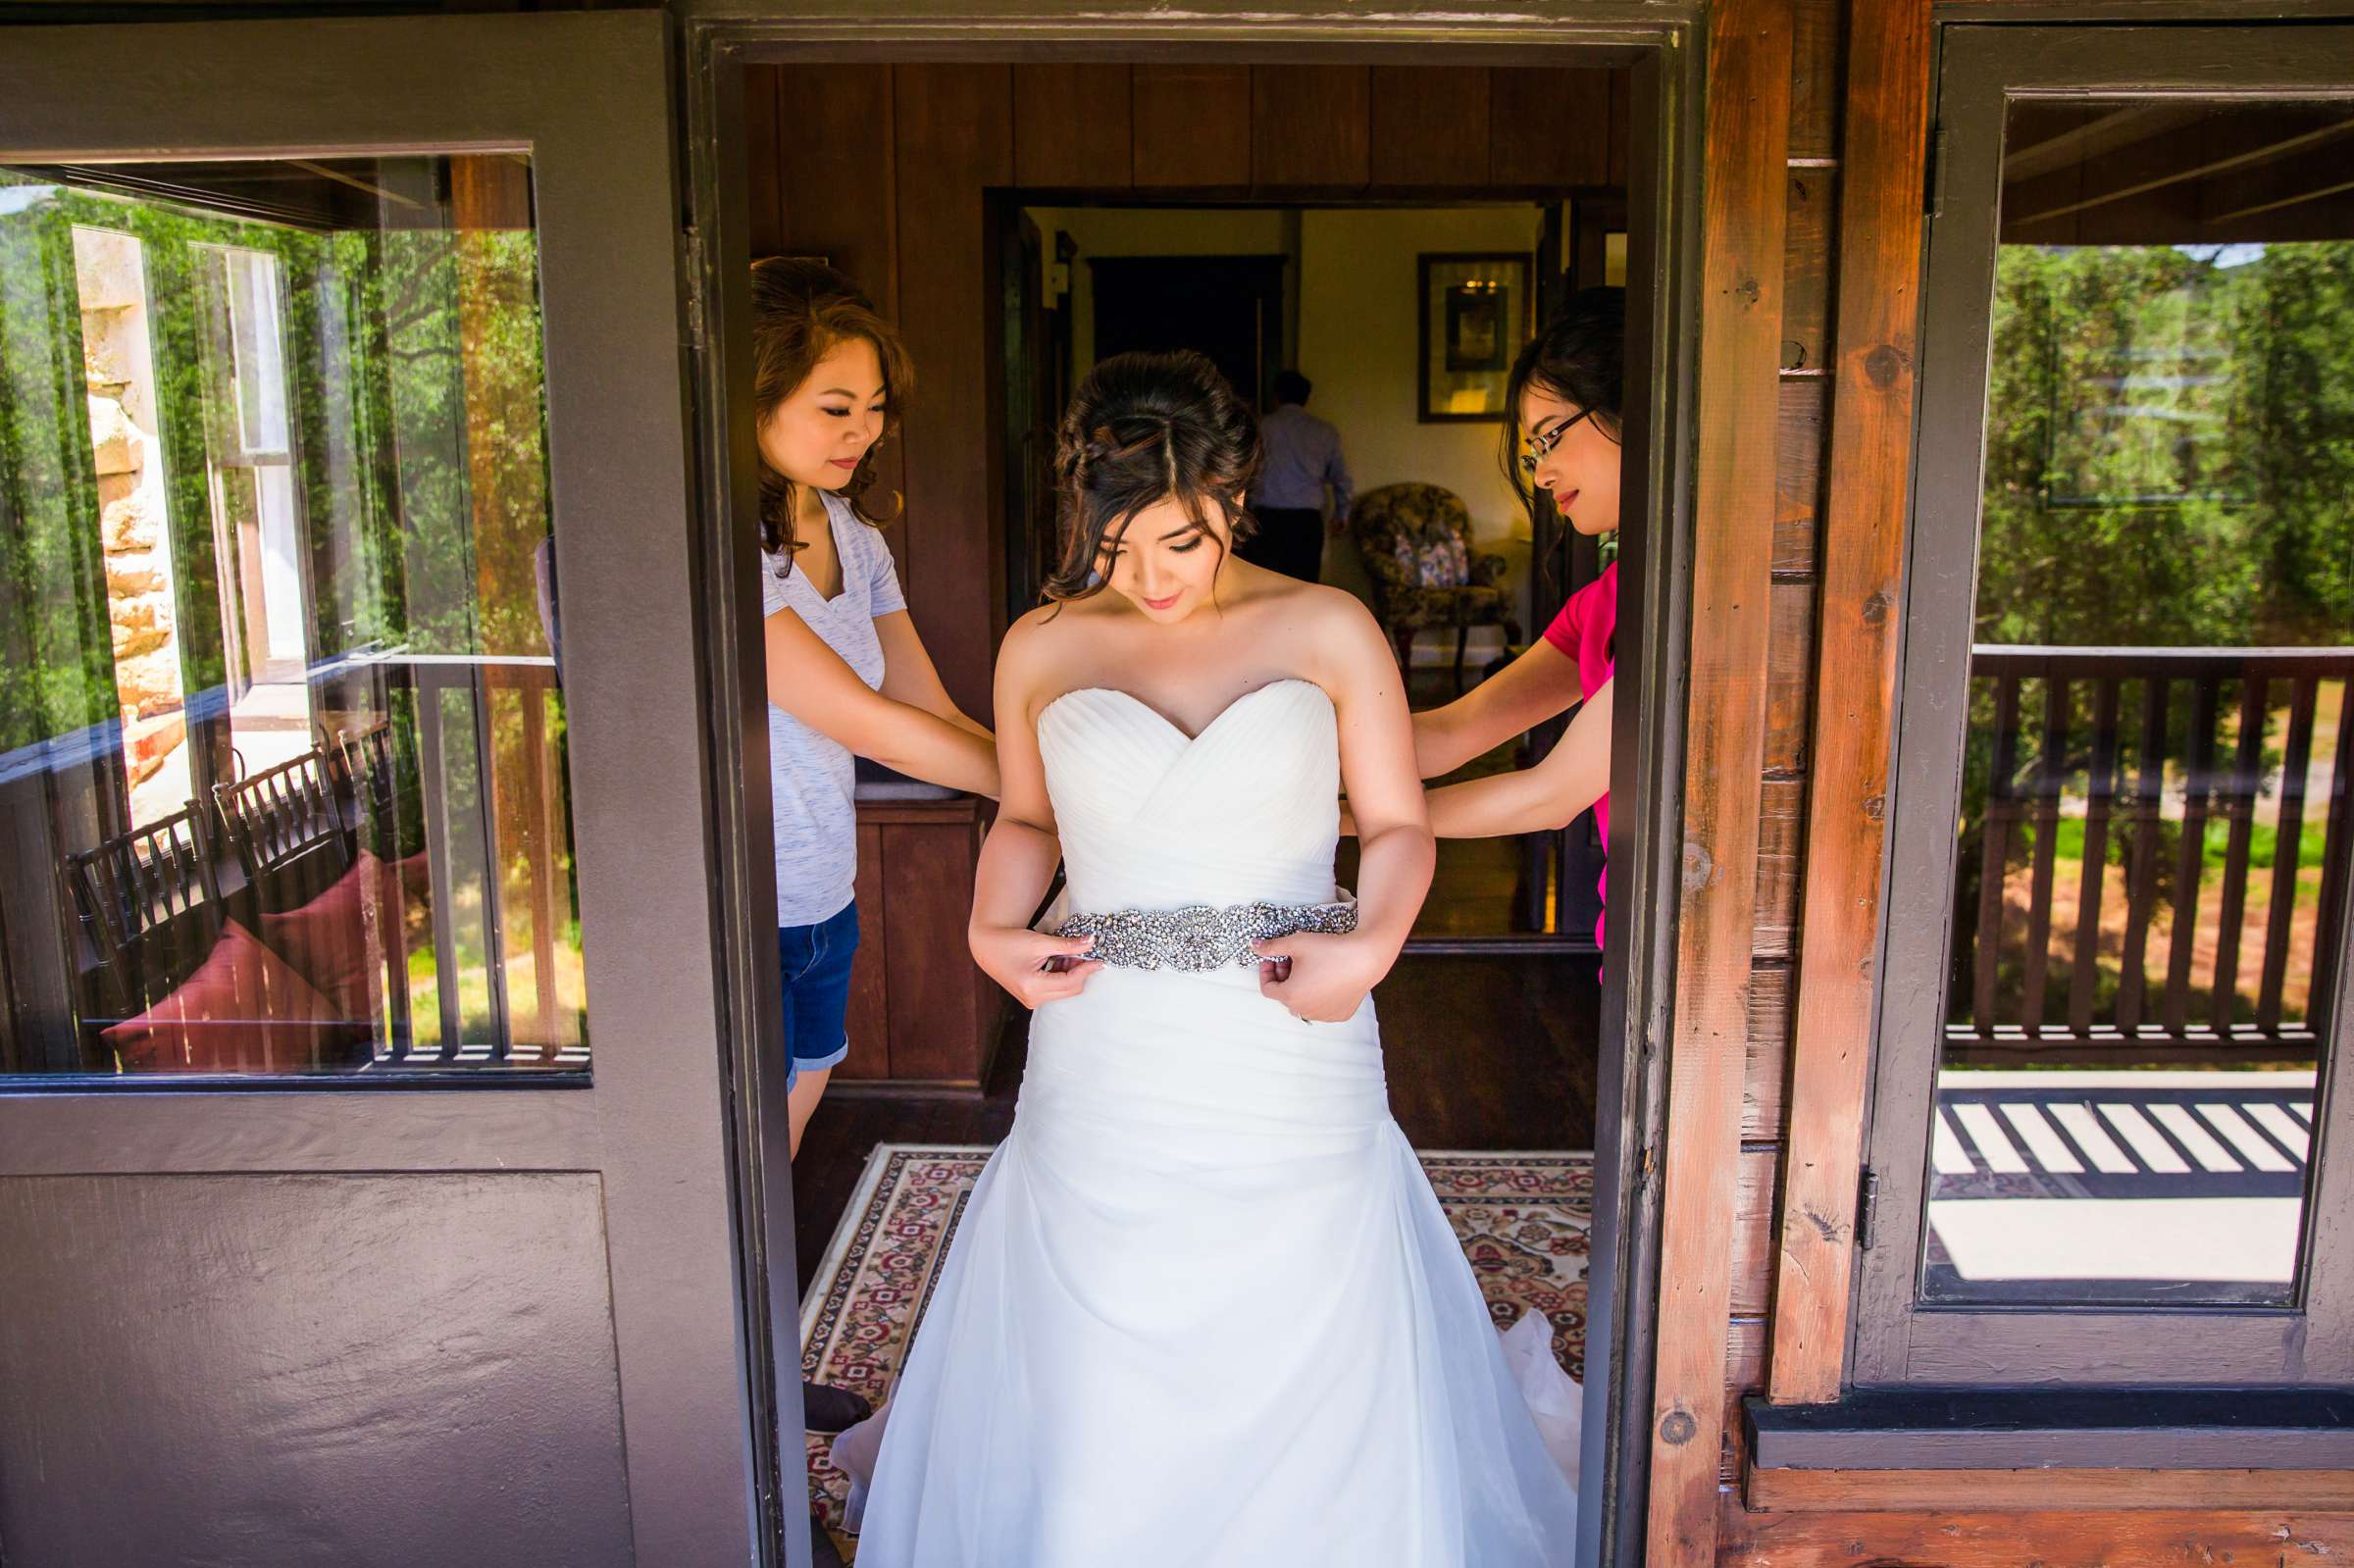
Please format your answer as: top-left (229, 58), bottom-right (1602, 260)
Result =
top-left (1347, 482), bottom-right (1522, 693)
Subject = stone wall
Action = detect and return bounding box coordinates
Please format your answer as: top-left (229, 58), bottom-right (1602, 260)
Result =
top-left (72, 226), bottom-right (190, 821)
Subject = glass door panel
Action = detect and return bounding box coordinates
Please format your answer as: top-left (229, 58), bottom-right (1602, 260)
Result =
top-left (1924, 98), bottom-right (2352, 1309)
top-left (1, 154), bottom-right (582, 1078)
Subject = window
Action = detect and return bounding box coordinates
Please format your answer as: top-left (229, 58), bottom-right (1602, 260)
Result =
top-left (0, 154), bottom-right (587, 1079)
top-left (1857, 25), bottom-right (2354, 1386)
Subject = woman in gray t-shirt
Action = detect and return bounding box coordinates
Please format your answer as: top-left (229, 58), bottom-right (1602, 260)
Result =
top-left (751, 261), bottom-right (997, 1168)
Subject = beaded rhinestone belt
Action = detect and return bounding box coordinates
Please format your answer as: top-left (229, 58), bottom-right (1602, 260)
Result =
top-left (1053, 897), bottom-right (1358, 973)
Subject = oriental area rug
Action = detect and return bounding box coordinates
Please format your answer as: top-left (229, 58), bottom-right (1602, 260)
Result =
top-left (799, 1142), bottom-right (1593, 1556)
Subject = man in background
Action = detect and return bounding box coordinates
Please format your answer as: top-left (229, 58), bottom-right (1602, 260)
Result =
top-left (1244, 370), bottom-right (1353, 583)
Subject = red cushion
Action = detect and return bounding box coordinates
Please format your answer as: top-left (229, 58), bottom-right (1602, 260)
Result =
top-left (101, 918), bottom-right (342, 1074)
top-left (260, 848), bottom-right (409, 1023)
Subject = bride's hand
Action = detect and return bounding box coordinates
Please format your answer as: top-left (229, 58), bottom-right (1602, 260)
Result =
top-left (1252, 932), bottom-right (1385, 1024)
top-left (971, 927), bottom-right (1101, 1009)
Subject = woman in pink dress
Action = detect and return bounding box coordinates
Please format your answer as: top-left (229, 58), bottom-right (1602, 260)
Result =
top-left (1361, 288), bottom-right (1622, 946)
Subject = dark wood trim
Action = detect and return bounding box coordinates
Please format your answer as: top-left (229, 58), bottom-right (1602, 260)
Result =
top-left (1745, 1388), bottom-right (2354, 1471)
top-left (1744, 1465), bottom-right (2354, 1513)
top-left (1643, 0), bottom-right (1789, 1563)
top-left (1767, 0), bottom-right (1929, 1405)
top-left (1582, 45), bottom-right (1699, 1568)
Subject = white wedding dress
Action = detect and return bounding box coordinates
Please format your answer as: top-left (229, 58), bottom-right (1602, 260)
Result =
top-left (837, 678), bottom-right (1581, 1567)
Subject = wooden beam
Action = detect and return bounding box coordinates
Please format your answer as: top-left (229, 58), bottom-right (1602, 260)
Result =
top-left (1744, 1465), bottom-right (2354, 1513)
top-left (1644, 0), bottom-right (1791, 1561)
top-left (1766, 0), bottom-right (1929, 1406)
top-left (1999, 101), bottom-right (2205, 183)
top-left (2007, 109), bottom-right (2354, 232)
top-left (1716, 1492), bottom-right (2354, 1566)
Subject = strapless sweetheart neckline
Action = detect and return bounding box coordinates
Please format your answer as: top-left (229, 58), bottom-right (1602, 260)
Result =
top-left (1039, 676), bottom-right (1330, 745)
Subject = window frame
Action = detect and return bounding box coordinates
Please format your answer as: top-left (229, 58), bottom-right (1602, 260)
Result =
top-left (1853, 20), bottom-right (2354, 1390)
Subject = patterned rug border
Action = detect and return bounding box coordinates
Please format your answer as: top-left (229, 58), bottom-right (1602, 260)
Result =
top-left (800, 1139), bottom-right (1599, 1345)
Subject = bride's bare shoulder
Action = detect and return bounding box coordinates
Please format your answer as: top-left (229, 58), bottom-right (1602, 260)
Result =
top-left (998, 600), bottom-right (1110, 716)
top-left (1255, 577), bottom-right (1383, 643)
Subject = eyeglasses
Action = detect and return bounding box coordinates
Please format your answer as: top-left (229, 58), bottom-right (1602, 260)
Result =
top-left (1518, 407), bottom-right (1597, 479)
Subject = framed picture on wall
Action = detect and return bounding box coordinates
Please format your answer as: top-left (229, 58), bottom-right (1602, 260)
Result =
top-left (1418, 252), bottom-right (1533, 423)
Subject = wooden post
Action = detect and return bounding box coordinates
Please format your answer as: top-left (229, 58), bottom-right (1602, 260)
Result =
top-left (1646, 0), bottom-right (1791, 1561)
top-left (1766, 0), bottom-right (1931, 1406)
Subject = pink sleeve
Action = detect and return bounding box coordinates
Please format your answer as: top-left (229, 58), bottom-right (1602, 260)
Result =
top-left (1540, 583), bottom-right (1588, 657)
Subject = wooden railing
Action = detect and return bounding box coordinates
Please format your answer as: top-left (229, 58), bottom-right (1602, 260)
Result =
top-left (1949, 646), bottom-right (2353, 1063)
top-left (1, 649), bottom-right (578, 1074)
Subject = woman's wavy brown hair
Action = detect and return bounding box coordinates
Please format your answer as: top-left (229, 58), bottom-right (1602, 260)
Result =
top-left (751, 257), bottom-right (911, 559)
top-left (1043, 350), bottom-right (1261, 603)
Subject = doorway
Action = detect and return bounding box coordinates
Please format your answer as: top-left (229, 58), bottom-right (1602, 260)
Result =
top-left (1092, 252), bottom-right (1288, 407)
top-left (691, 38), bottom-right (1697, 1568)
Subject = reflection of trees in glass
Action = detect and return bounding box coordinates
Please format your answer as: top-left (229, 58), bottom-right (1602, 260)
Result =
top-left (0, 175), bottom-right (116, 756)
top-left (0, 163), bottom-right (579, 1062)
top-left (1952, 242), bottom-right (2354, 1037)
top-left (1978, 242), bottom-right (2352, 651)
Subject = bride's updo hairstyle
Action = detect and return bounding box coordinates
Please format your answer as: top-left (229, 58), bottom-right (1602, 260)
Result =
top-left (1043, 349), bottom-right (1262, 603)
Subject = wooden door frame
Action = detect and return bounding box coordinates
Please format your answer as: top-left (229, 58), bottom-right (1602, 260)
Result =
top-left (0, 13), bottom-right (762, 1565)
top-left (678, 15), bottom-right (1713, 1568)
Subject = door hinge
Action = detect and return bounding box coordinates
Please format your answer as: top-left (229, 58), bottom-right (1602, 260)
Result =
top-left (681, 225), bottom-right (708, 354)
top-left (1923, 122), bottom-right (1947, 219)
top-left (1857, 1166), bottom-right (1882, 1251)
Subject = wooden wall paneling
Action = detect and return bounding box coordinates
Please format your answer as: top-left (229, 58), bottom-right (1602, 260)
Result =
top-left (1745, 961), bottom-right (1792, 1138)
top-left (774, 65), bottom-right (899, 310)
top-left (1646, 1), bottom-right (1791, 1557)
top-left (878, 819), bottom-right (982, 1083)
top-left (1368, 66), bottom-right (1492, 189)
top-left (772, 64), bottom-right (907, 583)
top-left (1251, 66), bottom-right (1370, 192)
top-left (1767, 0), bottom-right (1931, 1407)
top-left (1754, 779), bottom-right (1803, 963)
top-left (1773, 379), bottom-right (1824, 577)
top-left (1744, 1466), bottom-right (2354, 1514)
top-left (1731, 1146), bottom-right (1778, 1319)
top-left (844, 822), bottom-right (891, 1077)
top-left (1764, 580), bottom-right (1817, 778)
top-left (742, 67), bottom-right (784, 259)
top-left (1132, 65), bottom-right (1253, 189)
top-left (1608, 66), bottom-right (1631, 188)
top-left (1716, 1495), bottom-right (2354, 1566)
top-left (892, 63), bottom-right (1013, 725)
top-left (1787, 0), bottom-right (1843, 164)
top-left (1489, 68), bottom-right (1612, 187)
top-left (1013, 64), bottom-right (1134, 190)
top-left (1779, 170), bottom-right (1833, 373)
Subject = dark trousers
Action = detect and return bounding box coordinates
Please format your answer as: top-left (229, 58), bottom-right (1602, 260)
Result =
top-left (1240, 506), bottom-right (1326, 583)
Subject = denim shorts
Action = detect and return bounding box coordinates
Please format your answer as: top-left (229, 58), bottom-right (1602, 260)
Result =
top-left (779, 899), bottom-right (860, 1092)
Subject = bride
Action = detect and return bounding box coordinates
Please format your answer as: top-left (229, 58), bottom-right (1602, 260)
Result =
top-left (834, 350), bottom-right (1580, 1566)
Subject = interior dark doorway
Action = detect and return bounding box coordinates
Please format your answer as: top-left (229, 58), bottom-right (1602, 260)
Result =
top-left (1092, 252), bottom-right (1288, 408)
